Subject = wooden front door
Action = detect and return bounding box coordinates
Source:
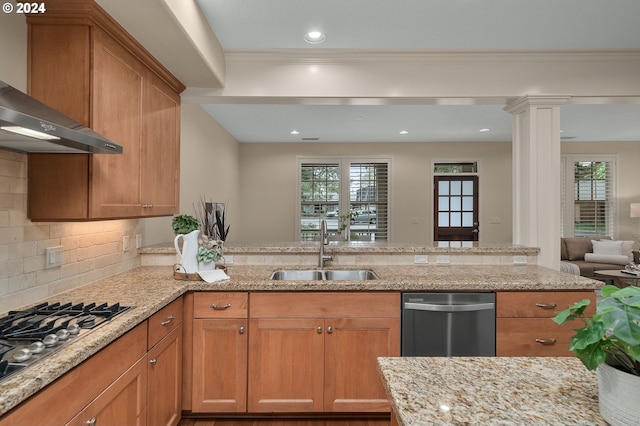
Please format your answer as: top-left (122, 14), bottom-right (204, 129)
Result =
top-left (434, 176), bottom-right (479, 241)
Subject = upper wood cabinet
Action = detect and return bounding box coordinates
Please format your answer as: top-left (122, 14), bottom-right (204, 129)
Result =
top-left (26, 0), bottom-right (184, 220)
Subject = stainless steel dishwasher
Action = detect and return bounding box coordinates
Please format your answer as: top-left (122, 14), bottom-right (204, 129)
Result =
top-left (401, 292), bottom-right (496, 356)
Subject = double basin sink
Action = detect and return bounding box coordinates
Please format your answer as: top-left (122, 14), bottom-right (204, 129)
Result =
top-left (270, 269), bottom-right (379, 281)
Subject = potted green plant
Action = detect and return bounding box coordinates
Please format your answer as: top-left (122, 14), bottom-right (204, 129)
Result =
top-left (171, 214), bottom-right (199, 235)
top-left (552, 284), bottom-right (640, 425)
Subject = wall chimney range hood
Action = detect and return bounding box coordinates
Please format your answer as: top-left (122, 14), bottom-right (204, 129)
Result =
top-left (0, 81), bottom-right (123, 154)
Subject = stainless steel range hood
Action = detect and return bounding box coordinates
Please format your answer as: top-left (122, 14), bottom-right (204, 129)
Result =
top-left (0, 80), bottom-right (123, 154)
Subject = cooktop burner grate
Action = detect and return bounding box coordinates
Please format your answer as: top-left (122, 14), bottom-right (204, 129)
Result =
top-left (0, 301), bottom-right (132, 383)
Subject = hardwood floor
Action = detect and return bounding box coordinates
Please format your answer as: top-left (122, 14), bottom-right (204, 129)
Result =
top-left (178, 418), bottom-right (390, 426)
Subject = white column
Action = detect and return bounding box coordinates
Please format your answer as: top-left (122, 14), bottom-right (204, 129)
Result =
top-left (504, 95), bottom-right (571, 270)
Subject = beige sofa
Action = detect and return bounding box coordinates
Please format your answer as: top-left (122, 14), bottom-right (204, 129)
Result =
top-left (560, 237), bottom-right (639, 278)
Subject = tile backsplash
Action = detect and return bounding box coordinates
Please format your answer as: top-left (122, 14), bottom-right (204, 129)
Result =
top-left (0, 150), bottom-right (141, 314)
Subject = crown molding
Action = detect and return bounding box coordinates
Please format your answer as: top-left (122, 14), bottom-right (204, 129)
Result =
top-left (224, 49), bottom-right (640, 65)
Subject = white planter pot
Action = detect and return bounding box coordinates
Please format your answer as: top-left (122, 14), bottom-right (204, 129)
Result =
top-left (597, 363), bottom-right (640, 425)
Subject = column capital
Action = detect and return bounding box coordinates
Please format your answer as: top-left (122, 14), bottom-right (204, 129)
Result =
top-left (504, 94), bottom-right (572, 114)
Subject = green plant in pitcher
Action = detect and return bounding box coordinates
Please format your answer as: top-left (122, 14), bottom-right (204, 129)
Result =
top-left (171, 214), bottom-right (199, 235)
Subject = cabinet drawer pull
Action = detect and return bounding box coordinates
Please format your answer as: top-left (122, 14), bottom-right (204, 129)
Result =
top-left (535, 338), bottom-right (557, 345)
top-left (535, 303), bottom-right (557, 309)
top-left (149, 358), bottom-right (157, 365)
top-left (317, 326), bottom-right (322, 334)
top-left (161, 315), bottom-right (175, 326)
top-left (211, 303), bottom-right (231, 310)
top-left (239, 326), bottom-right (245, 334)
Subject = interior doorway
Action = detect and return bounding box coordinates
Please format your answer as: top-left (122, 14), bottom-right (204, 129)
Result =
top-left (434, 175), bottom-right (479, 242)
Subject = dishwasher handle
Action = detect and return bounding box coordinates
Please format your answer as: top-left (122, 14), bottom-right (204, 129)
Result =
top-left (404, 302), bottom-right (495, 313)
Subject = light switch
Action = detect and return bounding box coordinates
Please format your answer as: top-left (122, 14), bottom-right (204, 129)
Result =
top-left (45, 246), bottom-right (63, 268)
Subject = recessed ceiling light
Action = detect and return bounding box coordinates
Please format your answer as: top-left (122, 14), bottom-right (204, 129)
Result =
top-left (304, 31), bottom-right (326, 44)
top-left (399, 130), bottom-right (409, 135)
top-left (479, 128), bottom-right (491, 132)
top-left (290, 130), bottom-right (300, 135)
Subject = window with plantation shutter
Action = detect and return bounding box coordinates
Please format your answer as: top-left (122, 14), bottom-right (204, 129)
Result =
top-left (298, 158), bottom-right (390, 241)
top-left (561, 156), bottom-right (616, 237)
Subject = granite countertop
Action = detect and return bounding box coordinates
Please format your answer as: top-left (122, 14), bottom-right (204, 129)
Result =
top-left (0, 263), bottom-right (601, 416)
top-left (141, 241), bottom-right (541, 255)
top-left (377, 357), bottom-right (606, 425)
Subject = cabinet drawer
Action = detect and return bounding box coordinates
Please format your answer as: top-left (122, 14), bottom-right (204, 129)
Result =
top-left (496, 291), bottom-right (595, 318)
top-left (250, 292), bottom-right (400, 319)
top-left (496, 318), bottom-right (577, 356)
top-left (148, 297), bottom-right (183, 349)
top-left (193, 292), bottom-right (248, 319)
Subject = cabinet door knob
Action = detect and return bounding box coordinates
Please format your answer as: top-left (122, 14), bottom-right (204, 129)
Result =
top-left (86, 417), bottom-right (97, 425)
top-left (327, 326), bottom-right (333, 334)
top-left (161, 315), bottom-right (175, 326)
top-left (535, 338), bottom-right (557, 345)
top-left (211, 303), bottom-right (231, 310)
top-left (317, 326), bottom-right (322, 334)
top-left (239, 326), bottom-right (245, 334)
top-left (149, 358), bottom-right (158, 365)
top-left (535, 303), bottom-right (557, 309)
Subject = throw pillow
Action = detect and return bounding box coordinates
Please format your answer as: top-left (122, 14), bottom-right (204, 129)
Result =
top-left (591, 240), bottom-right (623, 255)
top-left (591, 239), bottom-right (635, 262)
top-left (584, 253), bottom-right (630, 266)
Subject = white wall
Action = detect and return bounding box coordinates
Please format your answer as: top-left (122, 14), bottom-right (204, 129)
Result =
top-left (237, 141), bottom-right (513, 242)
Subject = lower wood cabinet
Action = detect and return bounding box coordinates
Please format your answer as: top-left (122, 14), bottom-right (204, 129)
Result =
top-left (67, 356), bottom-right (148, 426)
top-left (190, 292), bottom-right (248, 413)
top-left (496, 291), bottom-right (596, 356)
top-left (148, 324), bottom-right (183, 426)
top-left (248, 292), bottom-right (400, 413)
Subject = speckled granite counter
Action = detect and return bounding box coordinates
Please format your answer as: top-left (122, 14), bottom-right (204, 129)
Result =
top-left (377, 357), bottom-right (606, 425)
top-left (0, 264), bottom-right (600, 416)
top-left (141, 241), bottom-right (541, 255)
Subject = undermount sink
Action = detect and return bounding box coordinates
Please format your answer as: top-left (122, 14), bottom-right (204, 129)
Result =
top-left (269, 269), bottom-right (379, 281)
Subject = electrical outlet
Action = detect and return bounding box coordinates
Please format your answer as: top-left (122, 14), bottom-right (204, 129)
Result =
top-left (414, 255), bottom-right (428, 264)
top-left (513, 255), bottom-right (528, 265)
top-left (224, 255), bottom-right (234, 264)
top-left (45, 246), bottom-right (63, 268)
top-left (123, 235), bottom-right (130, 252)
top-left (436, 255), bottom-right (450, 264)
top-left (135, 234), bottom-right (142, 249)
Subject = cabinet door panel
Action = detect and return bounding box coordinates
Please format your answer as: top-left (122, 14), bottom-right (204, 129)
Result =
top-left (141, 80), bottom-right (180, 215)
top-left (324, 318), bottom-right (399, 412)
top-left (69, 356), bottom-right (147, 426)
top-left (148, 325), bottom-right (182, 426)
top-left (91, 32), bottom-right (143, 217)
top-left (192, 319), bottom-right (247, 413)
top-left (248, 318), bottom-right (324, 413)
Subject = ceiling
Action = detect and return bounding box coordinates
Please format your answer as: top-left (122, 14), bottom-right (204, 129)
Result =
top-left (104, 0), bottom-right (640, 143)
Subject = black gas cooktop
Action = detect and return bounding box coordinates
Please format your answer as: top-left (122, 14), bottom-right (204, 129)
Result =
top-left (0, 302), bottom-right (131, 383)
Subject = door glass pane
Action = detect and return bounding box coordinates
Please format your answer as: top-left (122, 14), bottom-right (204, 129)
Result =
top-left (462, 196), bottom-right (473, 211)
top-left (462, 180), bottom-right (474, 195)
top-left (450, 196), bottom-right (461, 211)
top-left (450, 181), bottom-right (461, 195)
top-left (462, 212), bottom-right (473, 227)
top-left (438, 212), bottom-right (449, 226)
top-left (438, 181), bottom-right (449, 195)
top-left (450, 212), bottom-right (461, 227)
top-left (438, 197), bottom-right (449, 211)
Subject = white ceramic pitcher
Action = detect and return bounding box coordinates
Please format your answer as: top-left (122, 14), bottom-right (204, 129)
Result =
top-left (174, 229), bottom-right (200, 273)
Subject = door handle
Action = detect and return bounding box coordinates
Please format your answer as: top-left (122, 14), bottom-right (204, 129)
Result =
top-left (404, 302), bottom-right (494, 312)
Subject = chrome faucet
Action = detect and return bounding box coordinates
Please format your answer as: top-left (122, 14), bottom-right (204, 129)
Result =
top-left (319, 219), bottom-right (333, 267)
